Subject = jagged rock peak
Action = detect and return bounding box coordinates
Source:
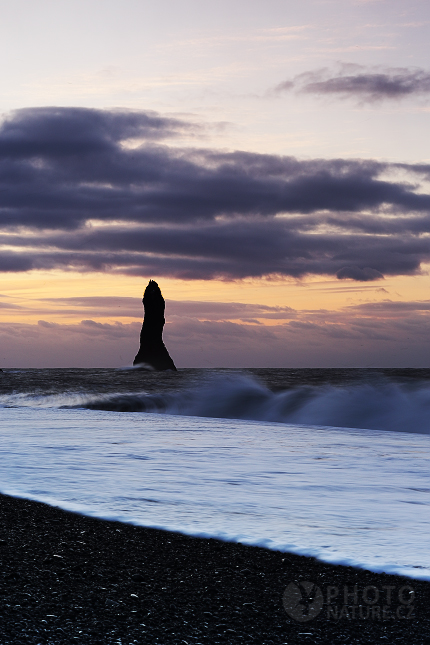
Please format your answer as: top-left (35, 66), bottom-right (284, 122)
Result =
top-left (133, 280), bottom-right (176, 371)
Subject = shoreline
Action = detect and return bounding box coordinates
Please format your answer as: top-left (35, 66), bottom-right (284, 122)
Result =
top-left (4, 489), bottom-right (429, 584)
top-left (1, 494), bottom-right (429, 643)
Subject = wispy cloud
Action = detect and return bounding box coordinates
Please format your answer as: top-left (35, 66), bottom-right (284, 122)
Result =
top-left (42, 297), bottom-right (297, 321)
top-left (3, 297), bottom-right (430, 367)
top-left (273, 64), bottom-right (430, 102)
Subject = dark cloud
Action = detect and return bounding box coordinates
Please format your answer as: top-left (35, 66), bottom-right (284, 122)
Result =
top-left (336, 266), bottom-right (384, 281)
top-left (0, 107), bottom-right (195, 156)
top-left (1, 219), bottom-right (428, 281)
top-left (274, 65), bottom-right (430, 102)
top-left (1, 107), bottom-right (430, 281)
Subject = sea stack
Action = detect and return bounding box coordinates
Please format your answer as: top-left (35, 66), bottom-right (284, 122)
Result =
top-left (133, 280), bottom-right (176, 371)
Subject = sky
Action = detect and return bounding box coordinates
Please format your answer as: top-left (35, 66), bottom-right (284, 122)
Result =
top-left (1, 0), bottom-right (430, 367)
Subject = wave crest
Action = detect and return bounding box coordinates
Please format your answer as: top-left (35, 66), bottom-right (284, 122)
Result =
top-left (74, 374), bottom-right (430, 433)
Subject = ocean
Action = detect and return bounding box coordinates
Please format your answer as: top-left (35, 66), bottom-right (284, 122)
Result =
top-left (1, 367), bottom-right (430, 581)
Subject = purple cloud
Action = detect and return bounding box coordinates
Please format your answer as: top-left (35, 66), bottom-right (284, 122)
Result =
top-left (0, 107), bottom-right (430, 281)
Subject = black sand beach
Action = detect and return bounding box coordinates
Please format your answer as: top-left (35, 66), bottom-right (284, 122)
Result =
top-left (1, 494), bottom-right (429, 644)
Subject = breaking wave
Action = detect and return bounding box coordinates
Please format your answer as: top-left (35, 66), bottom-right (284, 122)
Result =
top-left (75, 375), bottom-right (430, 434)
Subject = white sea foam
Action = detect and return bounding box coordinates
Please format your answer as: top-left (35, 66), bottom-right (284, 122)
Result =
top-left (0, 405), bottom-right (429, 580)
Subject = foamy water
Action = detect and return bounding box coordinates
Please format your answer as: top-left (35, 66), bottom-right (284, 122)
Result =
top-left (1, 384), bottom-right (430, 580)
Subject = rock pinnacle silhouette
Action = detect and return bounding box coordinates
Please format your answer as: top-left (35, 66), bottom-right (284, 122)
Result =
top-left (133, 280), bottom-right (176, 370)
